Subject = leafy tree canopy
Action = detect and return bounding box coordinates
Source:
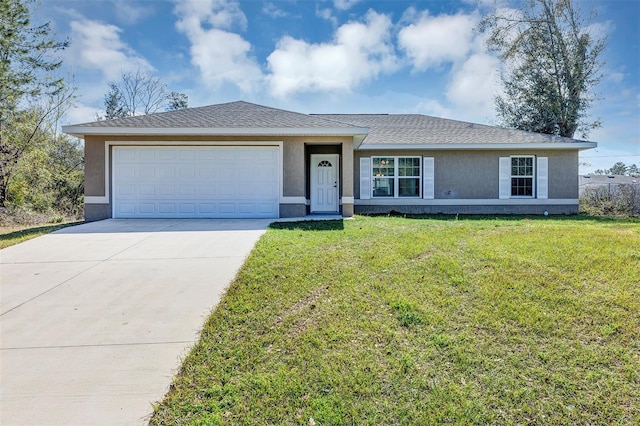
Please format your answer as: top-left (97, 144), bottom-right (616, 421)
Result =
top-left (481, 0), bottom-right (605, 139)
top-left (0, 0), bottom-right (68, 122)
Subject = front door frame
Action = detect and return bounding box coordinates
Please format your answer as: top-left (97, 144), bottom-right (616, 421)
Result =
top-left (310, 153), bottom-right (340, 213)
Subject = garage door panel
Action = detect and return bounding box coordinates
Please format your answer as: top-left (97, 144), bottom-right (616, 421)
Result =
top-left (139, 203), bottom-right (155, 214)
top-left (139, 185), bottom-right (155, 196)
top-left (113, 146), bottom-right (279, 219)
top-left (199, 204), bottom-right (216, 213)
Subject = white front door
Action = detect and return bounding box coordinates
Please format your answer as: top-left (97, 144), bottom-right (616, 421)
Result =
top-left (311, 154), bottom-right (339, 213)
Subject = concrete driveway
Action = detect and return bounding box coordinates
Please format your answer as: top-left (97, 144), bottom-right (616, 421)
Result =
top-left (0, 219), bottom-right (271, 425)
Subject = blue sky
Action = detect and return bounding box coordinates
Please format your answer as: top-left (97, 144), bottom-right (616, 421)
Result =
top-left (40, 0), bottom-right (639, 173)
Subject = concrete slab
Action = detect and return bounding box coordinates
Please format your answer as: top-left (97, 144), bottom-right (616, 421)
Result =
top-left (0, 219), bottom-right (270, 425)
top-left (0, 261), bottom-right (97, 315)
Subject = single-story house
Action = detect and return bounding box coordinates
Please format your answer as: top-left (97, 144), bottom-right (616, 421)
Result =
top-left (579, 174), bottom-right (638, 196)
top-left (62, 101), bottom-right (597, 221)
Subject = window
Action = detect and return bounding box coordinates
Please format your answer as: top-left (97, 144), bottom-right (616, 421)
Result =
top-left (372, 157), bottom-right (421, 197)
top-left (511, 156), bottom-right (534, 197)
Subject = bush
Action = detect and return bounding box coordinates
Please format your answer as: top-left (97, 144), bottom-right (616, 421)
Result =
top-left (580, 183), bottom-right (640, 217)
top-left (0, 205), bottom-right (83, 228)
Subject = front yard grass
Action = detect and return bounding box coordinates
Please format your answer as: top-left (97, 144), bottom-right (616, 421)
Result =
top-left (0, 222), bottom-right (81, 249)
top-left (151, 215), bottom-right (639, 425)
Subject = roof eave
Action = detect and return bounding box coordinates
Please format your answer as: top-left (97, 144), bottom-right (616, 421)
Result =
top-left (357, 142), bottom-right (598, 150)
top-left (62, 126), bottom-right (369, 138)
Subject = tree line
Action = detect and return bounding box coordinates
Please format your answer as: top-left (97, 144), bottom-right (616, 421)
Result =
top-left (0, 0), bottom-right (187, 222)
top-left (592, 162), bottom-right (639, 177)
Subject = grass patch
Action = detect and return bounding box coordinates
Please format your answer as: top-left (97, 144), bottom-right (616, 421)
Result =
top-left (151, 215), bottom-right (640, 425)
top-left (0, 222), bottom-right (81, 249)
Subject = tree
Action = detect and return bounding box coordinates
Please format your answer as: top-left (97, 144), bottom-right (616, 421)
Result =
top-left (100, 71), bottom-right (188, 119)
top-left (608, 162), bottom-right (628, 175)
top-left (0, 0), bottom-right (68, 123)
top-left (102, 83), bottom-right (126, 120)
top-left (0, 88), bottom-right (75, 210)
top-left (0, 0), bottom-right (71, 206)
top-left (593, 162), bottom-right (639, 176)
top-left (167, 92), bottom-right (188, 111)
top-left (481, 0), bottom-right (605, 139)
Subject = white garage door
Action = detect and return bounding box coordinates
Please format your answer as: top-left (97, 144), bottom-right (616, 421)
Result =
top-left (112, 146), bottom-right (280, 218)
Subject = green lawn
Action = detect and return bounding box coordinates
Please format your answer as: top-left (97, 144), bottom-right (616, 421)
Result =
top-left (0, 222), bottom-right (81, 249)
top-left (150, 216), bottom-right (639, 425)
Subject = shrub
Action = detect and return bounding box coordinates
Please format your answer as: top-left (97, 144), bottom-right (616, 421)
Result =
top-left (580, 183), bottom-right (640, 216)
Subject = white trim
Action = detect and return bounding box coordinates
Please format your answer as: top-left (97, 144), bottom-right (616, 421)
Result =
top-left (509, 155), bottom-right (536, 199)
top-left (280, 196), bottom-right (306, 204)
top-left (537, 157), bottom-right (549, 199)
top-left (90, 141), bottom-right (284, 209)
top-left (359, 157), bottom-right (371, 200)
top-left (105, 140), bottom-right (283, 146)
top-left (341, 196), bottom-right (354, 204)
top-left (64, 126), bottom-right (368, 138)
top-left (423, 157), bottom-right (434, 200)
top-left (358, 142), bottom-right (597, 150)
top-left (371, 156), bottom-right (422, 198)
top-left (355, 198), bottom-right (578, 206)
top-left (499, 157), bottom-right (511, 200)
top-left (85, 196), bottom-right (109, 204)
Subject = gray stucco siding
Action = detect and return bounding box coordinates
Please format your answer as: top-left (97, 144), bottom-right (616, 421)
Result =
top-left (355, 203), bottom-right (579, 215)
top-left (354, 150), bottom-right (579, 200)
top-left (81, 135), bottom-right (355, 221)
top-left (84, 136), bottom-right (106, 197)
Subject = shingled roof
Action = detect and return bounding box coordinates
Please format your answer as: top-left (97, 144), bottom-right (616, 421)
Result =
top-left (62, 100), bottom-right (596, 150)
top-left (316, 114), bottom-right (594, 148)
top-left (63, 101), bottom-right (368, 137)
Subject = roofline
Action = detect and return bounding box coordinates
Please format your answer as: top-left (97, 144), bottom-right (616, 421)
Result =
top-left (61, 126), bottom-right (369, 138)
top-left (357, 142), bottom-right (598, 150)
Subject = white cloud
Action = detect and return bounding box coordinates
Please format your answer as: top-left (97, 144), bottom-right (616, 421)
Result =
top-left (585, 20), bottom-right (614, 40)
top-left (173, 0), bottom-right (262, 92)
top-left (398, 11), bottom-right (478, 70)
top-left (334, 0), bottom-right (361, 11)
top-left (113, 0), bottom-right (154, 25)
top-left (174, 0), bottom-right (247, 31)
top-left (416, 99), bottom-right (453, 119)
top-left (64, 101), bottom-right (101, 125)
top-left (65, 18), bottom-right (153, 80)
top-left (316, 6), bottom-right (338, 27)
top-left (267, 10), bottom-right (397, 97)
top-left (445, 53), bottom-right (501, 121)
top-left (263, 2), bottom-right (287, 19)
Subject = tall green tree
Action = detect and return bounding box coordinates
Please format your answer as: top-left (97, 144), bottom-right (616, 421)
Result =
top-left (0, 0), bottom-right (68, 122)
top-left (166, 91), bottom-right (188, 111)
top-left (481, 0), bottom-right (605, 138)
top-left (102, 83), bottom-right (127, 120)
top-left (0, 0), bottom-right (70, 205)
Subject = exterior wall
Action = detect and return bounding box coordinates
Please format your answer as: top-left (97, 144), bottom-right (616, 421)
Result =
top-left (280, 204), bottom-right (306, 217)
top-left (355, 149), bottom-right (579, 215)
top-left (355, 204), bottom-right (578, 215)
top-left (82, 134), bottom-right (354, 221)
top-left (548, 151), bottom-right (578, 199)
top-left (85, 136), bottom-right (106, 197)
top-left (85, 204), bottom-right (111, 222)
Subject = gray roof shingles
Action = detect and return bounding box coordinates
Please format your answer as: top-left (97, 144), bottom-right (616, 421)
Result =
top-left (70, 101), bottom-right (359, 129)
top-left (65, 100), bottom-right (593, 146)
top-left (316, 114), bottom-right (590, 145)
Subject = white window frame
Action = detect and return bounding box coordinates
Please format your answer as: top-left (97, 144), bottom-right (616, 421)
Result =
top-left (510, 155), bottom-right (536, 198)
top-left (371, 156), bottom-right (422, 198)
